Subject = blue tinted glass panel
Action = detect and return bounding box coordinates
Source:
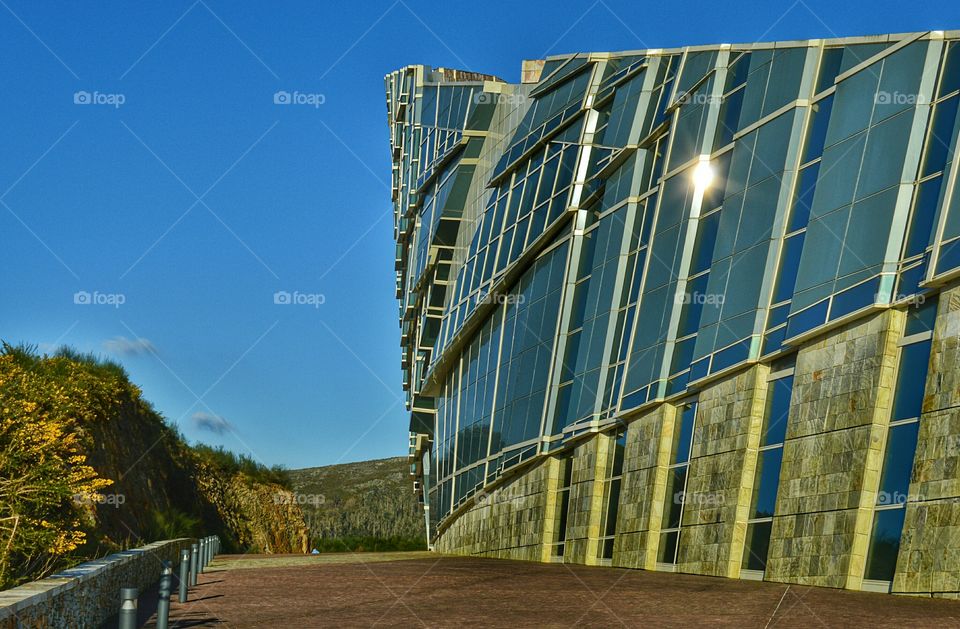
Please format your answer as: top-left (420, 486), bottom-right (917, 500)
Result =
top-left (877, 421), bottom-right (920, 501)
top-left (937, 239), bottom-right (960, 274)
top-left (939, 42), bottom-right (960, 98)
top-left (763, 375), bottom-right (793, 446)
top-left (742, 521), bottom-right (773, 570)
top-left (691, 211), bottom-right (721, 274)
top-left (789, 163), bottom-right (820, 232)
top-left (689, 357), bottom-right (710, 382)
top-left (829, 277), bottom-right (879, 321)
top-left (762, 327), bottom-right (787, 356)
top-left (904, 297), bottom-right (938, 336)
top-left (751, 448), bottom-right (783, 519)
top-left (672, 404), bottom-right (696, 465)
top-left (816, 48), bottom-right (844, 94)
top-left (922, 94), bottom-right (959, 178)
top-left (772, 233), bottom-right (805, 304)
top-left (786, 299), bottom-right (828, 338)
top-left (671, 337), bottom-right (696, 373)
top-left (905, 177), bottom-right (944, 258)
top-left (897, 261), bottom-right (927, 300)
top-left (865, 508), bottom-right (906, 581)
top-left (658, 530), bottom-right (679, 564)
top-left (662, 467), bottom-right (687, 530)
top-left (710, 340), bottom-right (749, 374)
top-left (891, 340), bottom-right (931, 421)
top-left (620, 387), bottom-right (646, 411)
top-left (803, 95), bottom-right (834, 162)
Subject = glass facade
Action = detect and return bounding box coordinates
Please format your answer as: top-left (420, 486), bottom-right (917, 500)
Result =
top-left (387, 32), bottom-right (960, 552)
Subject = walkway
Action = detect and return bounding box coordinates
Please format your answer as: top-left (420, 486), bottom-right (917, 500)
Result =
top-left (144, 552), bottom-right (960, 627)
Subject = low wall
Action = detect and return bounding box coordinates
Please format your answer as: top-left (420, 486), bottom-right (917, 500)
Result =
top-left (0, 538), bottom-right (193, 629)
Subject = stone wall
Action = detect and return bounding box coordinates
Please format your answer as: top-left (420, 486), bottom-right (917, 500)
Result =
top-left (0, 539), bottom-right (193, 629)
top-left (894, 285), bottom-right (960, 598)
top-left (766, 310), bottom-right (900, 588)
top-left (678, 365), bottom-right (768, 578)
top-left (435, 459), bottom-right (552, 561)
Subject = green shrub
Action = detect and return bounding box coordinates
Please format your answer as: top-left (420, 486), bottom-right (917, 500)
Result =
top-left (192, 444), bottom-right (291, 489)
top-left (311, 536), bottom-right (426, 553)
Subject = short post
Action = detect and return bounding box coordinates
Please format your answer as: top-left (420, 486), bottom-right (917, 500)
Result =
top-left (118, 587), bottom-right (138, 629)
top-left (157, 560), bottom-right (172, 629)
top-left (190, 543), bottom-right (199, 586)
top-left (178, 549), bottom-right (190, 603)
top-left (199, 538), bottom-right (206, 572)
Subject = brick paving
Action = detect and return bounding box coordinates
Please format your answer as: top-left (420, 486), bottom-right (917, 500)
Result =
top-left (144, 553), bottom-right (960, 628)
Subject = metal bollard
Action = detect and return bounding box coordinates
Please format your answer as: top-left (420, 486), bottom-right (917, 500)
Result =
top-left (157, 560), bottom-right (172, 629)
top-left (199, 538), bottom-right (206, 572)
top-left (179, 549), bottom-right (190, 603)
top-left (118, 587), bottom-right (138, 629)
top-left (190, 543), bottom-right (199, 586)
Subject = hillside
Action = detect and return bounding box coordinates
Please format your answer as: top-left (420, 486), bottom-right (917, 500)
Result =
top-left (0, 343), bottom-right (307, 589)
top-left (289, 457), bottom-right (425, 551)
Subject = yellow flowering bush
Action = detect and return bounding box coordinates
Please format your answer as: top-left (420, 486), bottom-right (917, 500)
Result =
top-left (0, 344), bottom-right (118, 588)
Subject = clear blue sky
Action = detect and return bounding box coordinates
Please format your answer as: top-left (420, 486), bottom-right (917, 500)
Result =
top-left (1, 1), bottom-right (956, 469)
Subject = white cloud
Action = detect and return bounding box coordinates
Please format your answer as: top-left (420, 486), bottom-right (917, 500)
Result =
top-left (192, 412), bottom-right (234, 435)
top-left (102, 336), bottom-right (156, 356)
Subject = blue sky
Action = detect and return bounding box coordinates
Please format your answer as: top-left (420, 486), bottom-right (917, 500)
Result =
top-left (1, 1), bottom-right (956, 469)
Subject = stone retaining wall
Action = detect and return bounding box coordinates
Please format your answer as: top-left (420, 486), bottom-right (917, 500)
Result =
top-left (435, 461), bottom-right (552, 561)
top-left (0, 539), bottom-right (193, 629)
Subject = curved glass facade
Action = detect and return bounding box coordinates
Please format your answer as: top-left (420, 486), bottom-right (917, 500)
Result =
top-left (387, 32), bottom-right (960, 535)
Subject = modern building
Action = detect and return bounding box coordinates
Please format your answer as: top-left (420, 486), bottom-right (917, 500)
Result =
top-left (386, 31), bottom-right (960, 597)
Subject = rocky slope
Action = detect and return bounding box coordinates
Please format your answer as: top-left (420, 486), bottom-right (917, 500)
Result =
top-left (0, 344), bottom-right (306, 589)
top-left (289, 457), bottom-right (425, 550)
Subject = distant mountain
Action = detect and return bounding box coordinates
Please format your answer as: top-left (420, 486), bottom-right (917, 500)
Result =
top-left (288, 457), bottom-right (425, 551)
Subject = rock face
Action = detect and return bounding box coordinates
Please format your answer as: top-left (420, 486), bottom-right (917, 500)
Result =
top-left (289, 458), bottom-right (424, 547)
top-left (78, 386), bottom-right (309, 558)
top-left (194, 467), bottom-right (308, 555)
top-left (0, 345), bottom-right (307, 588)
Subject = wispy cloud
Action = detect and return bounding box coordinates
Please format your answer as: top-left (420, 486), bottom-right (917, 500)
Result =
top-left (192, 411), bottom-right (234, 435)
top-left (103, 336), bottom-right (156, 356)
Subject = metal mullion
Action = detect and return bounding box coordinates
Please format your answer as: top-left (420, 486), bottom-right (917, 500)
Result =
top-left (898, 331), bottom-right (933, 346)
